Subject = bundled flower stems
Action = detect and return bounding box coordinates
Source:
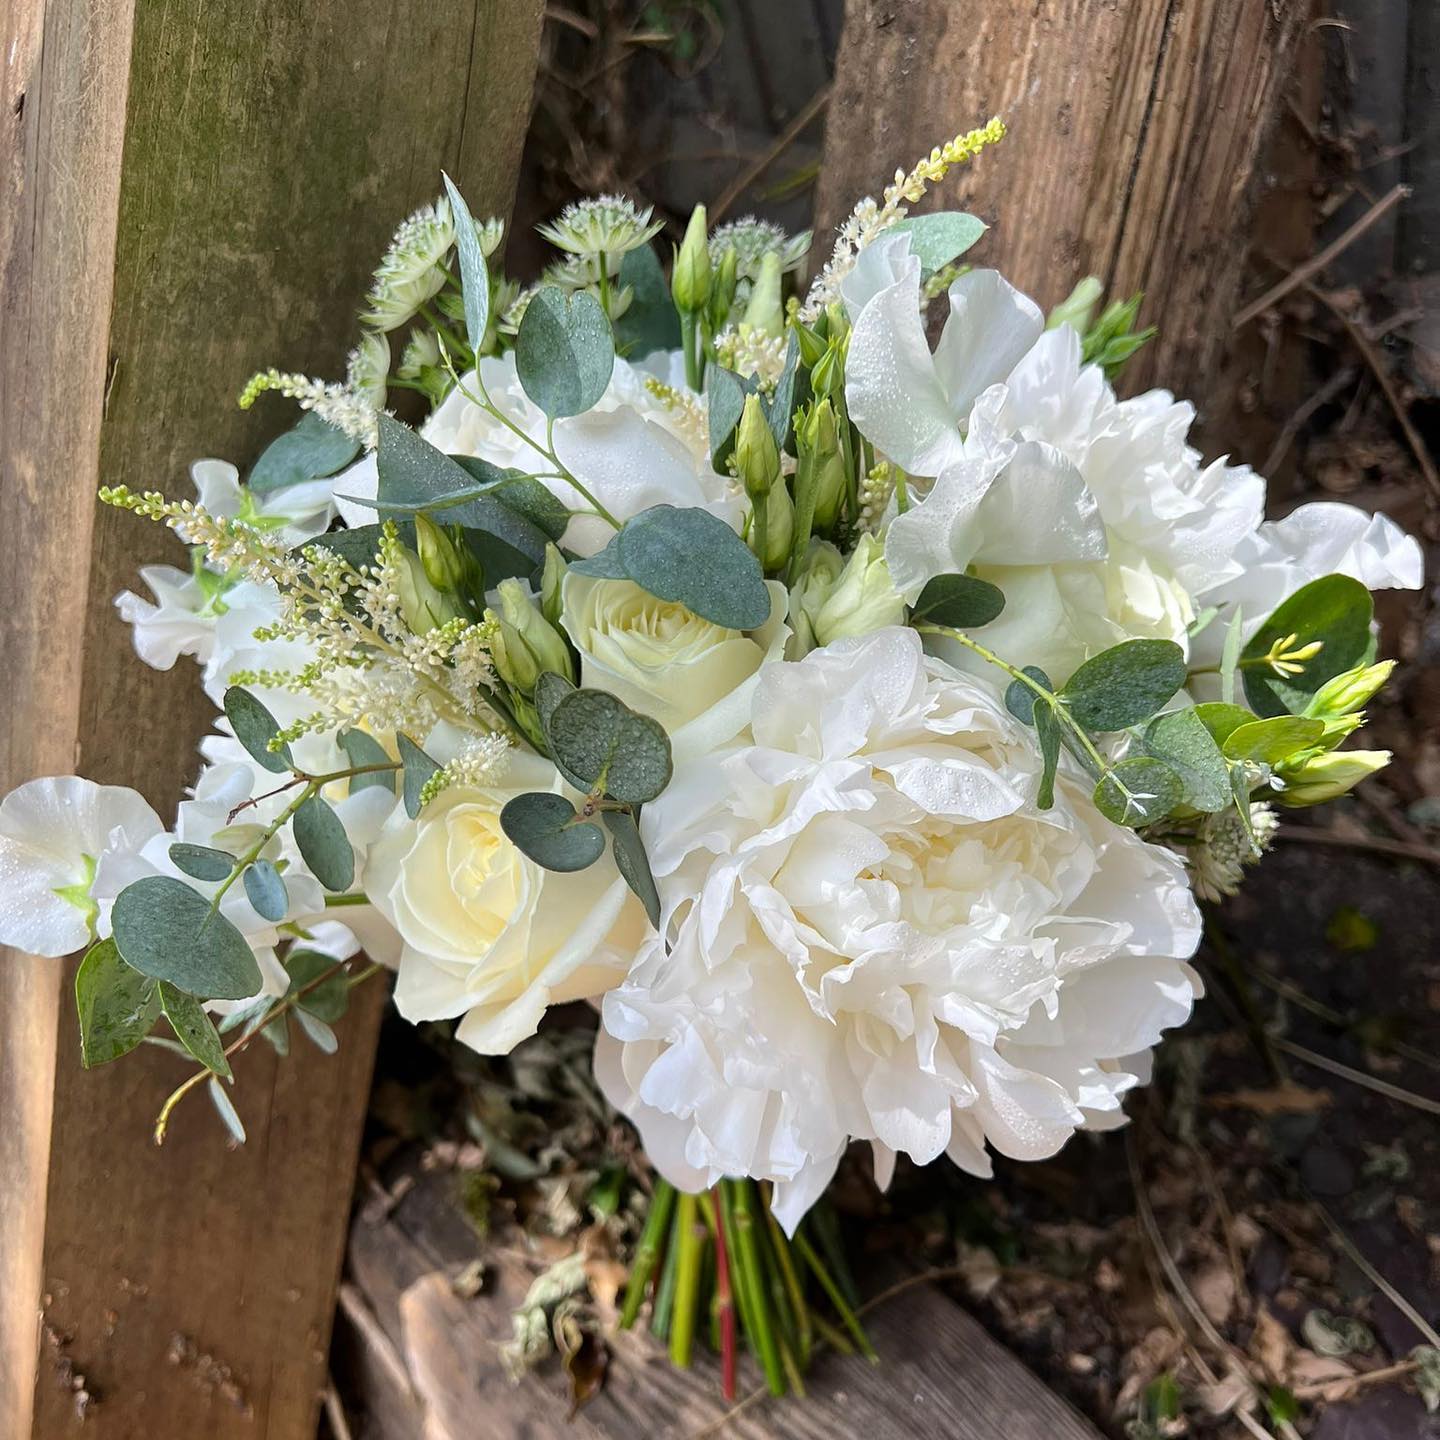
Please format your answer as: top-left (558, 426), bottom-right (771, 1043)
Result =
top-left (1, 122), bottom-right (1422, 1397)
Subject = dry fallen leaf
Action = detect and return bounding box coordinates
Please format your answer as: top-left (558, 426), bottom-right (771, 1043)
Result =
top-left (1252, 1304), bottom-right (1295, 1383)
top-left (1191, 1261), bottom-right (1237, 1327)
top-left (1211, 1083), bottom-right (1332, 1115)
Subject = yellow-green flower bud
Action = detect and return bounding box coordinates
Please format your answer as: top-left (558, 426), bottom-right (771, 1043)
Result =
top-left (1304, 659), bottom-right (1394, 734)
top-left (742, 252), bottom-right (784, 338)
top-left (1277, 748), bottom-right (1390, 806)
top-left (785, 540), bottom-right (844, 658)
top-left (756, 484), bottom-right (794, 574)
top-left (709, 246), bottom-right (739, 333)
top-left (395, 545), bottom-right (463, 634)
top-left (735, 393), bottom-right (780, 501)
top-left (806, 399), bottom-right (846, 531)
top-left (415, 513), bottom-right (464, 592)
top-left (809, 337), bottom-right (846, 401)
top-left (812, 532), bottom-right (905, 645)
top-left (672, 204), bottom-right (712, 314)
top-left (493, 578), bottom-right (574, 694)
top-left (1046, 276), bottom-right (1103, 334)
top-left (540, 542), bottom-right (567, 628)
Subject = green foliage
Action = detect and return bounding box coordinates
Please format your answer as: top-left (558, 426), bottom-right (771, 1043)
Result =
top-left (169, 842), bottom-right (236, 882)
top-left (224, 686), bottom-right (292, 774)
top-left (1143, 707), bottom-right (1231, 813)
top-left (890, 211), bottom-right (987, 274)
top-left (1242, 574), bottom-right (1374, 717)
top-left (516, 285), bottom-right (615, 418)
top-left (547, 689), bottom-right (673, 805)
top-left (614, 245), bottom-right (682, 358)
top-left (603, 809), bottom-right (661, 928)
top-left (75, 938), bottom-right (160, 1068)
top-left (248, 411), bottom-right (361, 496)
top-left (285, 948), bottom-right (352, 1023)
top-left (338, 728), bottom-right (397, 794)
top-left (159, 981), bottom-right (232, 1079)
top-left (111, 876), bottom-right (263, 1000)
top-left (1034, 703), bottom-right (1061, 810)
top-left (500, 791), bottom-right (607, 871)
top-left (398, 732), bottom-right (441, 818)
top-left (1192, 701), bottom-right (1253, 749)
top-left (242, 858), bottom-right (288, 922)
top-left (912, 573), bottom-right (1006, 629)
top-left (207, 1078), bottom-right (247, 1144)
top-left (1094, 756), bottom-right (1185, 828)
top-left (449, 457), bottom-right (571, 541)
top-left (441, 172), bottom-right (490, 356)
top-left (1059, 640), bottom-right (1186, 732)
top-left (706, 364), bottom-right (758, 469)
top-left (1222, 715), bottom-right (1326, 766)
top-left (1080, 293), bottom-right (1156, 380)
top-left (292, 794), bottom-right (354, 891)
top-left (1004, 666), bottom-right (1054, 726)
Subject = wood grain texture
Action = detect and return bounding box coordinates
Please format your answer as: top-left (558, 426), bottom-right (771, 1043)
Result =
top-left (812, 0), bottom-right (1309, 397)
top-left (0, 3), bottom-right (543, 1438)
top-left (340, 1168), bottom-right (1103, 1440)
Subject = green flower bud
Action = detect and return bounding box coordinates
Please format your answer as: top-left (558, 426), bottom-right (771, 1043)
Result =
top-left (1046, 276), bottom-right (1103, 334)
top-left (1277, 748), bottom-right (1390, 806)
top-left (492, 577), bottom-right (574, 694)
top-left (540, 542), bottom-right (567, 629)
top-left (672, 204), bottom-right (712, 314)
top-left (735, 393), bottom-right (781, 501)
top-left (415, 513), bottom-right (463, 592)
top-left (1303, 660), bottom-right (1395, 743)
top-left (809, 338), bottom-right (846, 401)
top-left (805, 399), bottom-right (846, 531)
top-left (742, 252), bottom-right (784, 339)
top-left (395, 544), bottom-right (463, 634)
top-left (785, 540), bottom-right (844, 658)
top-left (812, 532), bottom-right (905, 646)
top-left (757, 484), bottom-right (794, 574)
top-left (709, 246), bottom-right (739, 334)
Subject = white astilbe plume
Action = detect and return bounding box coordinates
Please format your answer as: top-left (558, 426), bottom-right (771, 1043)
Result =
top-left (238, 368), bottom-right (381, 450)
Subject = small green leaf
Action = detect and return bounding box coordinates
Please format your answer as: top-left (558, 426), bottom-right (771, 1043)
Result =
top-left (1060, 640), bottom-right (1186, 732)
top-left (169, 843), bottom-right (236, 882)
top-left (515, 285), bottom-right (615, 418)
top-left (441, 172), bottom-right (491, 356)
top-left (294, 1008), bottom-right (339, 1054)
top-left (207, 1077), bottom-right (247, 1144)
top-left (912, 573), bottom-right (1006, 629)
top-left (1222, 715), bottom-right (1327, 766)
top-left (1035, 705), bottom-right (1061, 811)
top-left (450, 457), bottom-right (571, 541)
top-left (292, 795), bottom-right (354, 892)
top-left (890, 211), bottom-right (988, 274)
top-left (75, 938), bottom-right (160, 1068)
top-left (1241, 574), bottom-right (1374, 718)
top-left (1004, 666), bottom-right (1053, 726)
top-left (1219, 606), bottom-right (1245, 706)
top-left (1192, 702), bottom-right (1254, 749)
top-left (286, 949), bottom-right (351, 1023)
top-left (706, 365), bottom-right (757, 469)
top-left (249, 411), bottom-right (361, 495)
top-left (613, 244), bottom-right (682, 358)
top-left (603, 809), bottom-right (661, 928)
top-left (500, 792), bottom-right (606, 872)
top-left (242, 859), bottom-right (288, 923)
top-left (158, 981), bottom-right (232, 1079)
top-left (111, 877), bottom-right (263, 1000)
top-left (398, 733), bottom-right (441, 819)
top-left (1144, 707), bottom-right (1231, 813)
top-left (338, 729), bottom-right (397, 794)
top-left (224, 686), bottom-right (292, 774)
top-left (261, 1015), bottom-right (291, 1055)
top-left (763, 335), bottom-right (801, 451)
top-left (547, 689), bottom-right (673, 804)
top-left (1094, 757), bottom-right (1184, 827)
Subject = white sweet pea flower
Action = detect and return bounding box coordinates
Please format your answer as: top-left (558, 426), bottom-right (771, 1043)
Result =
top-left (188, 457), bottom-right (337, 546)
top-left (596, 628), bottom-right (1202, 1233)
top-left (0, 777), bottom-right (163, 956)
top-left (115, 564), bottom-right (225, 673)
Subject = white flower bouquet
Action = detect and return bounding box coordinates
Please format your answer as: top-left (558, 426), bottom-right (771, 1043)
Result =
top-left (1, 121), bottom-right (1422, 1395)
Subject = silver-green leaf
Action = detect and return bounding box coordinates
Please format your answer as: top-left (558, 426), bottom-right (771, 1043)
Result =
top-left (500, 792), bottom-right (606, 872)
top-left (159, 980), bottom-right (232, 1078)
top-left (111, 877), bottom-right (263, 1001)
top-left (515, 285), bottom-right (615, 418)
top-left (242, 859), bottom-right (289, 923)
top-left (75, 938), bottom-right (160, 1068)
top-left (292, 795), bottom-right (354, 892)
top-left (224, 686), bottom-right (292, 774)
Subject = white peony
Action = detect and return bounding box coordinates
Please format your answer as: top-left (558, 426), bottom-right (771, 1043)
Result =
top-left (596, 628), bottom-right (1202, 1232)
top-left (0, 777), bottom-right (164, 957)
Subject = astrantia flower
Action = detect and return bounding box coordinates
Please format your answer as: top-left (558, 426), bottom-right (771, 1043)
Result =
top-left (709, 217), bottom-right (811, 293)
top-left (346, 330), bottom-right (390, 409)
top-left (0, 777), bottom-right (163, 956)
top-left (596, 628), bottom-right (1202, 1231)
top-left (538, 195), bottom-right (662, 259)
top-left (361, 198), bottom-right (456, 332)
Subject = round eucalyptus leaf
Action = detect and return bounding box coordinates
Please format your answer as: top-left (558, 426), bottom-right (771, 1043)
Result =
top-left (500, 792), bottom-right (606, 873)
top-left (169, 842), bottom-right (236, 883)
top-left (397, 733), bottom-right (442, 819)
top-left (111, 877), bottom-right (263, 1001)
top-left (1094, 757), bottom-right (1185, 828)
top-left (547, 689), bottom-right (673, 804)
top-left (292, 795), bottom-right (355, 892)
top-left (286, 949), bottom-right (351, 1023)
top-left (890, 211), bottom-right (988, 274)
top-left (248, 411), bottom-right (360, 495)
top-left (224, 686), bottom-right (292, 774)
top-left (1143, 707), bottom-right (1231, 813)
top-left (516, 285), bottom-right (615, 418)
top-left (1060, 640), bottom-right (1186, 733)
top-left (242, 859), bottom-right (289, 923)
top-left (338, 728), bottom-right (398, 795)
top-left (912, 572), bottom-right (1006, 629)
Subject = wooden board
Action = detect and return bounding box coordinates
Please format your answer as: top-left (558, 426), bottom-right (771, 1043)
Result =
top-left (0, 3), bottom-right (543, 1437)
top-left (338, 1167), bottom-right (1104, 1440)
top-left (811, 0), bottom-right (1308, 398)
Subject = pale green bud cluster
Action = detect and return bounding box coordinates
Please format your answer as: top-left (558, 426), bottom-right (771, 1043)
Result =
top-left (1303, 660), bottom-right (1395, 743)
top-left (810, 533), bottom-right (906, 646)
top-left (672, 205), bottom-right (713, 314)
top-left (489, 579), bottom-right (574, 696)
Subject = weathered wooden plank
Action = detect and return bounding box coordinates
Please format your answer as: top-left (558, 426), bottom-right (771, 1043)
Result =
top-left (339, 1167), bottom-right (1103, 1440)
top-left (0, 3), bottom-right (543, 1438)
top-left (812, 0), bottom-right (1309, 398)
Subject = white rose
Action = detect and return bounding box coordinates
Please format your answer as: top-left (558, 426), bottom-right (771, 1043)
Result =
top-left (364, 751), bottom-right (645, 1053)
top-left (560, 574), bottom-right (789, 737)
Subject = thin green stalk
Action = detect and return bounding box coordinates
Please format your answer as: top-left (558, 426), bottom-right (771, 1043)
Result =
top-left (669, 1192), bottom-right (705, 1367)
top-left (619, 1180), bottom-right (676, 1329)
top-left (729, 1180), bottom-right (785, 1395)
top-left (650, 1214), bottom-right (684, 1341)
top-left (419, 302), bottom-right (469, 359)
top-left (793, 1227), bottom-right (878, 1362)
top-left (209, 781), bottom-right (316, 912)
top-left (597, 256), bottom-right (612, 318)
top-left (893, 465), bottom-right (910, 513)
top-left (679, 311), bottom-right (703, 393)
top-left (810, 1200), bottom-right (861, 1309)
top-left (762, 1193), bottom-right (812, 1363)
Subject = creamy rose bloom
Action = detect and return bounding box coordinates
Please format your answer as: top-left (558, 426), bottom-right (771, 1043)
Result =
top-left (596, 628), bottom-right (1202, 1232)
top-left (560, 575), bottom-right (789, 732)
top-left (364, 751), bottom-right (645, 1053)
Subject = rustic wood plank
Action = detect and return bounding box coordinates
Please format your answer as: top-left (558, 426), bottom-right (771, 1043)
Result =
top-left (0, 3), bottom-right (543, 1437)
top-left (812, 0), bottom-right (1309, 398)
top-left (340, 1168), bottom-right (1103, 1440)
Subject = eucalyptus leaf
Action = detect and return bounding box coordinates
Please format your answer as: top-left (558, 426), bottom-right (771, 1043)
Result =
top-left (262, 1015), bottom-right (291, 1056)
top-left (159, 981), bottom-right (232, 1078)
top-left (603, 809), bottom-right (661, 929)
top-left (1193, 702), bottom-right (1255, 750)
top-left (450, 457), bottom-right (570, 541)
top-left (614, 244), bottom-right (682, 358)
top-left (707, 365), bottom-right (757, 469)
top-left (1242, 574), bottom-right (1374, 717)
top-left (111, 877), bottom-right (263, 1000)
top-left (547, 689), bottom-right (673, 804)
top-left (1060, 640), bottom-right (1186, 732)
top-left (763, 335), bottom-right (801, 451)
top-left (398, 733), bottom-right (441, 819)
top-left (912, 573), bottom-right (1006, 629)
top-left (1220, 606), bottom-right (1246, 706)
top-left (891, 211), bottom-right (988, 274)
top-left (242, 859), bottom-right (289, 923)
top-left (338, 728), bottom-right (397, 794)
top-left (1144, 707), bottom-right (1231, 813)
top-left (286, 949), bottom-right (351, 1023)
top-left (515, 285), bottom-right (615, 418)
top-left (1004, 666), bottom-right (1054, 726)
top-left (75, 938), bottom-right (160, 1068)
top-left (1222, 715), bottom-right (1327, 766)
top-left (292, 795), bottom-right (354, 892)
top-left (500, 792), bottom-right (606, 872)
top-left (224, 686), bottom-right (292, 774)
top-left (533, 672), bottom-right (589, 791)
top-left (169, 842), bottom-right (236, 883)
top-left (1094, 756), bottom-right (1184, 828)
top-left (1035, 704), bottom-right (1061, 811)
top-left (442, 171), bottom-right (490, 356)
top-left (207, 1077), bottom-right (247, 1144)
top-left (294, 1007), bottom-right (339, 1055)
top-left (249, 411), bottom-right (361, 496)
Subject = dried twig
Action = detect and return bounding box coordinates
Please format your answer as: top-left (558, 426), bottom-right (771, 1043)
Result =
top-left (1261, 365), bottom-right (1356, 475)
top-left (709, 84), bottom-right (832, 224)
top-left (1311, 1202), bottom-right (1440, 1350)
top-left (1233, 184), bottom-right (1409, 330)
top-left (1273, 825), bottom-right (1440, 871)
top-left (322, 1379), bottom-right (353, 1440)
top-left (1269, 1036), bottom-right (1440, 1116)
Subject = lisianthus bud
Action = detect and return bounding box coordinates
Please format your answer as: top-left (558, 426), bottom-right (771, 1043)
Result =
top-left (415, 514), bottom-right (462, 591)
top-left (1046, 276), bottom-right (1103, 334)
top-left (785, 540), bottom-right (844, 657)
top-left (756, 485), bottom-right (794, 574)
top-left (812, 532), bottom-right (905, 645)
top-left (1304, 660), bottom-right (1394, 742)
top-left (742, 252), bottom-right (784, 339)
top-left (492, 578), bottom-right (574, 694)
top-left (672, 204), bottom-right (712, 314)
top-left (540, 543), bottom-right (566, 628)
top-left (735, 393), bottom-right (780, 501)
top-left (395, 545), bottom-right (463, 634)
top-left (809, 337), bottom-right (846, 402)
top-left (1277, 748), bottom-right (1390, 806)
top-left (709, 247), bottom-right (739, 334)
top-left (805, 399), bottom-right (846, 531)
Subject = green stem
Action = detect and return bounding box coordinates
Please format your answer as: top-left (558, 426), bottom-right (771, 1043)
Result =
top-left (210, 781), bottom-right (317, 912)
top-left (620, 1180), bottom-right (677, 1329)
top-left (893, 465), bottom-right (910, 514)
top-left (650, 1217), bottom-right (684, 1341)
top-left (420, 302), bottom-right (469, 360)
top-left (730, 1180), bottom-right (785, 1395)
top-left (679, 311), bottom-right (702, 393)
top-left (669, 1192), bottom-right (704, 1368)
top-left (793, 1228), bottom-right (878, 1362)
top-left (763, 1191), bottom-right (812, 1364)
top-left (597, 255), bottom-right (612, 318)
top-left (753, 493), bottom-right (769, 576)
top-left (323, 892), bottom-right (371, 908)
